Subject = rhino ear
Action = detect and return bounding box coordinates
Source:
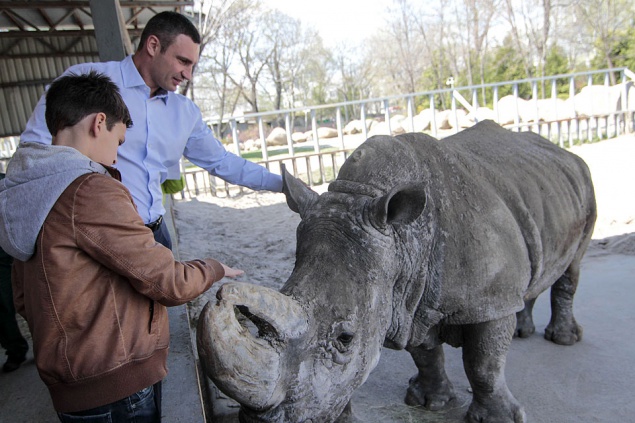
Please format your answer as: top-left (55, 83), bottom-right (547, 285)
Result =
top-left (282, 164), bottom-right (319, 216)
top-left (370, 183), bottom-right (426, 228)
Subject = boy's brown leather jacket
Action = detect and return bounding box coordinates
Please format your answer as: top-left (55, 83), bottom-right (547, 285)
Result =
top-left (12, 172), bottom-right (225, 413)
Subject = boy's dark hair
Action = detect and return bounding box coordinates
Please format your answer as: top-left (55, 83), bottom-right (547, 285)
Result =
top-left (45, 71), bottom-right (132, 136)
top-left (137, 11), bottom-right (201, 53)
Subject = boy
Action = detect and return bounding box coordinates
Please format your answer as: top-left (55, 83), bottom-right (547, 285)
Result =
top-left (0, 71), bottom-right (241, 422)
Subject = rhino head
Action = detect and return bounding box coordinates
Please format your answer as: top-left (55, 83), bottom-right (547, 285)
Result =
top-left (197, 165), bottom-right (430, 422)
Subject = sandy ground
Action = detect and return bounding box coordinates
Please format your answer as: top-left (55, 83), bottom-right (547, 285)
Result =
top-left (173, 133), bottom-right (635, 421)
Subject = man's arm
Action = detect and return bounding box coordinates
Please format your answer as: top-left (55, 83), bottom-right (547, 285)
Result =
top-left (20, 94), bottom-right (52, 145)
top-left (183, 110), bottom-right (283, 192)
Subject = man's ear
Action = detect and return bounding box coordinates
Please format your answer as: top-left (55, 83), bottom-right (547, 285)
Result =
top-left (146, 35), bottom-right (160, 57)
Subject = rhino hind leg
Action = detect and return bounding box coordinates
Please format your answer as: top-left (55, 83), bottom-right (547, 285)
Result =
top-left (404, 344), bottom-right (456, 411)
top-left (463, 314), bottom-right (526, 423)
top-left (514, 298), bottom-right (536, 338)
top-left (544, 262), bottom-right (583, 345)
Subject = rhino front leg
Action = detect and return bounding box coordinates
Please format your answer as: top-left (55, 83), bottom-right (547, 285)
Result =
top-left (514, 298), bottom-right (536, 338)
top-left (404, 344), bottom-right (456, 410)
top-left (545, 263), bottom-right (583, 345)
top-left (463, 314), bottom-right (526, 423)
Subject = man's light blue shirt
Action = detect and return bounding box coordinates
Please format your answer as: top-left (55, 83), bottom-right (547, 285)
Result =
top-left (21, 55), bottom-right (283, 224)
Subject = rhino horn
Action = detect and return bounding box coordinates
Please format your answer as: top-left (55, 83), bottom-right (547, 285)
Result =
top-left (282, 164), bottom-right (319, 216)
top-left (369, 183), bottom-right (427, 229)
top-left (196, 282), bottom-right (308, 411)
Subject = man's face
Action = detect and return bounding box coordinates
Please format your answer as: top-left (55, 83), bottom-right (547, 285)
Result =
top-left (151, 34), bottom-right (200, 92)
top-left (93, 121), bottom-right (126, 166)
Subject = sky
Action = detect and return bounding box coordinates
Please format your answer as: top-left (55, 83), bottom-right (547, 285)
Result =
top-left (262, 0), bottom-right (389, 47)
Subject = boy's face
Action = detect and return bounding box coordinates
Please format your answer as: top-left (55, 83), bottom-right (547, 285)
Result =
top-left (92, 121), bottom-right (126, 166)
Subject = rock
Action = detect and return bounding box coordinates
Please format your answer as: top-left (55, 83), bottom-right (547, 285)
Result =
top-left (291, 132), bottom-right (308, 143)
top-left (497, 95), bottom-right (545, 124)
top-left (535, 98), bottom-right (575, 121)
top-left (368, 121), bottom-right (390, 136)
top-left (317, 127), bottom-right (338, 139)
top-left (434, 109), bottom-right (466, 130)
top-left (390, 116), bottom-right (406, 134)
top-left (243, 139), bottom-right (255, 151)
top-left (266, 127), bottom-right (287, 146)
top-left (573, 83), bottom-right (631, 117)
top-left (401, 109), bottom-right (433, 132)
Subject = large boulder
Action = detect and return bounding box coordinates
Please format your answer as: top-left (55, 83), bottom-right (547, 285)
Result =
top-left (291, 132), bottom-right (308, 143)
top-left (434, 109), bottom-right (467, 130)
top-left (400, 109), bottom-right (433, 132)
top-left (317, 127), bottom-right (339, 139)
top-left (266, 127), bottom-right (288, 146)
top-left (536, 98), bottom-right (576, 121)
top-left (573, 83), bottom-right (632, 117)
top-left (460, 106), bottom-right (496, 128)
top-left (497, 95), bottom-right (535, 125)
top-left (343, 119), bottom-right (373, 135)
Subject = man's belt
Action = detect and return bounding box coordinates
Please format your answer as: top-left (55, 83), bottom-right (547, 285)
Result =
top-left (145, 215), bottom-right (164, 232)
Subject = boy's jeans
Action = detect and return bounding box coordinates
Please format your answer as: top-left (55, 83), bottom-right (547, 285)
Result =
top-left (57, 381), bottom-right (162, 422)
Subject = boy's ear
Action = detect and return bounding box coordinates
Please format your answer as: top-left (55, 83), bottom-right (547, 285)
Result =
top-left (90, 112), bottom-right (107, 137)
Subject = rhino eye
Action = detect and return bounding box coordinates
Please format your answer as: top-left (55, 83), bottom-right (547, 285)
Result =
top-left (337, 332), bottom-right (354, 346)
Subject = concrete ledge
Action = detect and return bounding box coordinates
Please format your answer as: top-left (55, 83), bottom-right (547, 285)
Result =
top-left (163, 194), bottom-right (206, 422)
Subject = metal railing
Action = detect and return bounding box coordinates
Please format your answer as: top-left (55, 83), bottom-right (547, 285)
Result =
top-left (2, 68), bottom-right (633, 196)
top-left (173, 67), bottom-right (634, 199)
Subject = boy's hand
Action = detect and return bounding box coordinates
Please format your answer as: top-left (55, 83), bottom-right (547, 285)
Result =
top-left (221, 263), bottom-right (244, 278)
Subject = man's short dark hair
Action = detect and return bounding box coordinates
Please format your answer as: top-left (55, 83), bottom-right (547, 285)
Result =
top-left (45, 71), bottom-right (133, 136)
top-left (137, 11), bottom-right (201, 53)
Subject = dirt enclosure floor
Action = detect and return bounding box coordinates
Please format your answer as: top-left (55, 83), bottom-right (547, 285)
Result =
top-left (175, 134), bottom-right (635, 422)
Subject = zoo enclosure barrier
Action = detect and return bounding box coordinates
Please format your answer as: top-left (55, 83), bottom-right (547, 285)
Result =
top-left (174, 67), bottom-right (635, 200)
top-left (1, 68), bottom-right (633, 196)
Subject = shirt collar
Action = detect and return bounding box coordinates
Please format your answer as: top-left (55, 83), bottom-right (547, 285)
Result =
top-left (121, 55), bottom-right (170, 103)
top-left (121, 55), bottom-right (146, 89)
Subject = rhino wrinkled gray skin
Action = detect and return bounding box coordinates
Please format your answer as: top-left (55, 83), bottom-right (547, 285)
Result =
top-left (197, 120), bottom-right (596, 423)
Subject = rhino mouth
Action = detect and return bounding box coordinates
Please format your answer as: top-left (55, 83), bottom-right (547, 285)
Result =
top-left (197, 282), bottom-right (309, 412)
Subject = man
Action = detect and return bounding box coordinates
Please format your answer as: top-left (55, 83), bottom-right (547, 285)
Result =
top-left (21, 11), bottom-right (283, 249)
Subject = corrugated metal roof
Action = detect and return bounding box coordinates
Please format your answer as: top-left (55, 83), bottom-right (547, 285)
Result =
top-left (0, 0), bottom-right (194, 138)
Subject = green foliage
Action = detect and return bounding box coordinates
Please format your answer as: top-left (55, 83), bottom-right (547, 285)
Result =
top-left (591, 23), bottom-right (635, 80)
top-left (488, 42), bottom-right (533, 98)
top-left (544, 46), bottom-right (572, 97)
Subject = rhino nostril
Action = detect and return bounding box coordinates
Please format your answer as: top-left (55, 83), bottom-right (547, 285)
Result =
top-left (337, 332), bottom-right (354, 346)
top-left (235, 305), bottom-right (280, 341)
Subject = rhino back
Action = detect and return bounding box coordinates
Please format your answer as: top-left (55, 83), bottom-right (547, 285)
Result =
top-left (333, 120), bottom-right (595, 333)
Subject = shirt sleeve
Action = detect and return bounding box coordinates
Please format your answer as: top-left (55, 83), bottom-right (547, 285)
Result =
top-left (182, 110), bottom-right (283, 193)
top-left (20, 93), bottom-right (52, 145)
top-left (72, 175), bottom-right (225, 306)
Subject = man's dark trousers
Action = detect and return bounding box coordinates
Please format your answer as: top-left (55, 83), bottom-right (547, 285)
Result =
top-left (0, 247), bottom-right (28, 364)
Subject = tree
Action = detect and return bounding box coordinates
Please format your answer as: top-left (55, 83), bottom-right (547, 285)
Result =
top-left (574, 0), bottom-right (634, 83)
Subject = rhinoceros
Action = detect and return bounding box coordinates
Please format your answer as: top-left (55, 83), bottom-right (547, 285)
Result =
top-left (197, 120), bottom-right (596, 422)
